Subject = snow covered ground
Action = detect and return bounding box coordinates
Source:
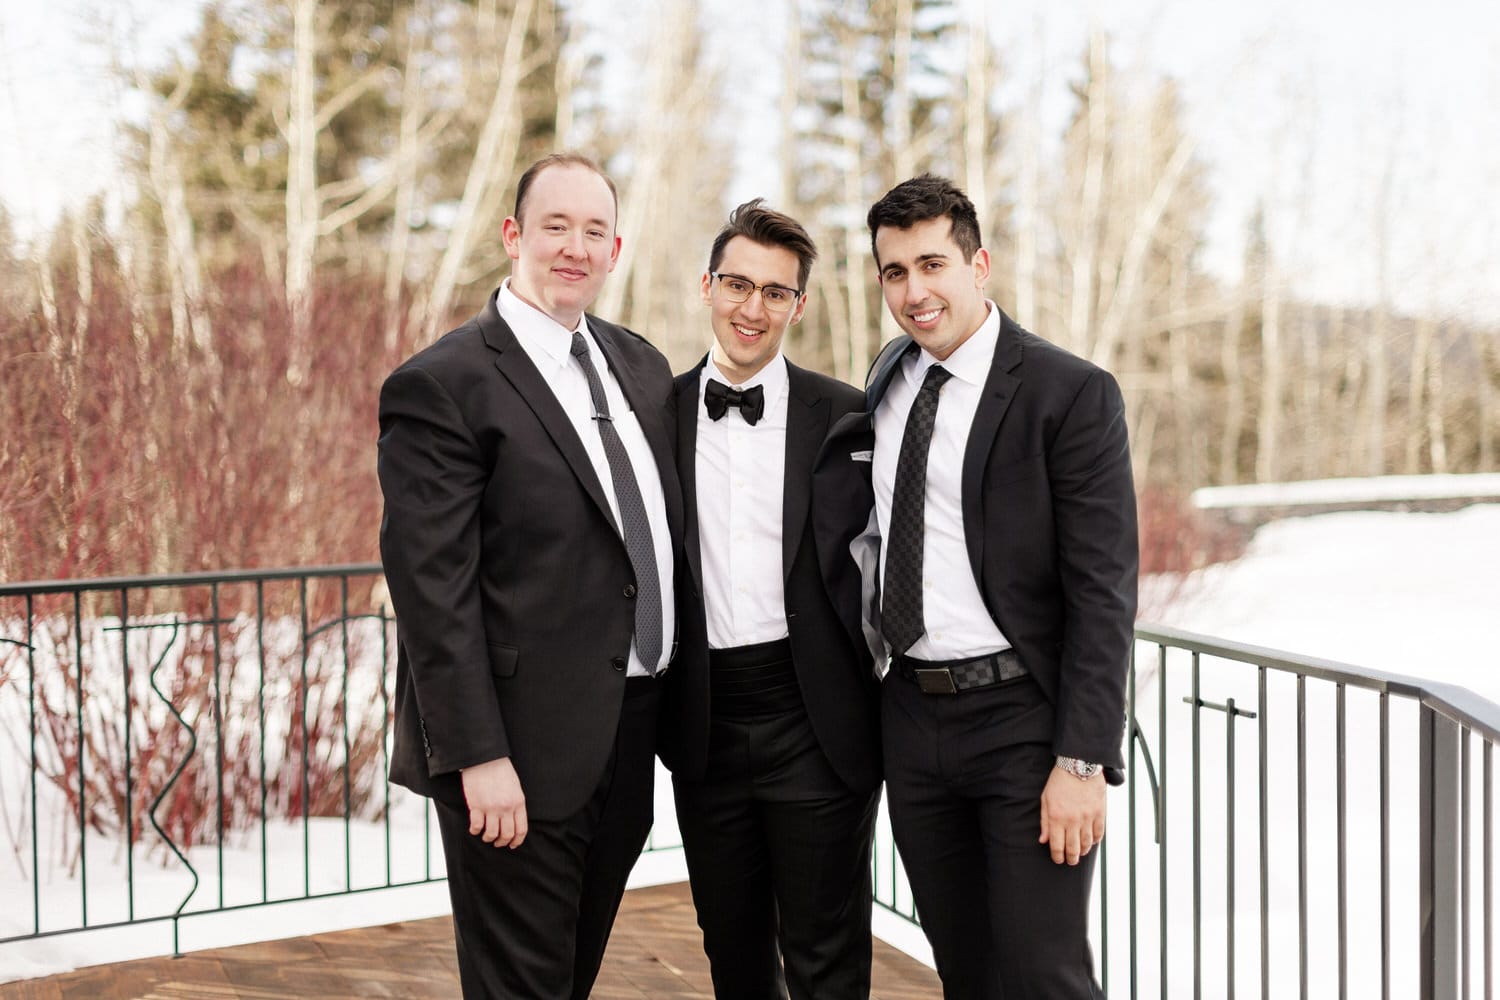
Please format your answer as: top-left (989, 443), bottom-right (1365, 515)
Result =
top-left (2, 504), bottom-right (1496, 990)
top-left (1148, 503), bottom-right (1500, 707)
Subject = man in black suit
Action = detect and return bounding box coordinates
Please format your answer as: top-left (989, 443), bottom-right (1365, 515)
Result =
top-left (660, 200), bottom-right (881, 1000)
top-left (822, 175), bottom-right (1138, 999)
top-left (378, 152), bottom-right (681, 999)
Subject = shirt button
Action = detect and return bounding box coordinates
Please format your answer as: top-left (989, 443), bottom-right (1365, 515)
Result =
top-left (623, 583), bottom-right (637, 598)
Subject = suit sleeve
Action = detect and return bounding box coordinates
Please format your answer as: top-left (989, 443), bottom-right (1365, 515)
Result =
top-left (1047, 368), bottom-right (1139, 770)
top-left (378, 364), bottom-right (511, 775)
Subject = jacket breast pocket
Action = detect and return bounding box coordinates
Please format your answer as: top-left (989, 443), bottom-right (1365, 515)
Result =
top-left (487, 642), bottom-right (518, 679)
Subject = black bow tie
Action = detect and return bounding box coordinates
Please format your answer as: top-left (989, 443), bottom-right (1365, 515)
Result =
top-left (704, 379), bottom-right (765, 426)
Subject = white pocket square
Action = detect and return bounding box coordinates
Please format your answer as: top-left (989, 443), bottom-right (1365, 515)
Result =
top-left (851, 450), bottom-right (873, 462)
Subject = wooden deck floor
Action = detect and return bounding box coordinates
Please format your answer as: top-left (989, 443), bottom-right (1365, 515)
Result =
top-left (0, 882), bottom-right (941, 999)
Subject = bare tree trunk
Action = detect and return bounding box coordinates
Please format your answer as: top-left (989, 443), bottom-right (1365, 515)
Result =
top-left (1089, 130), bottom-right (1198, 371)
top-left (1218, 299), bottom-right (1246, 484)
top-left (1480, 337), bottom-right (1497, 470)
top-left (420, 0), bottom-right (537, 338)
top-left (138, 63), bottom-right (215, 365)
top-left (284, 0), bottom-right (318, 382)
top-left (1296, 311), bottom-right (1322, 479)
top-left (1013, 72), bottom-right (1041, 331)
top-left (1425, 324), bottom-right (1448, 473)
top-left (837, 13), bottom-right (871, 382)
top-left (1407, 314), bottom-right (1435, 473)
top-left (1363, 308), bottom-right (1389, 476)
top-left (1255, 263), bottom-right (1282, 483)
top-left (71, 214), bottom-right (92, 343)
top-left (1066, 29), bottom-right (1108, 358)
top-left (890, 0), bottom-right (914, 183)
top-left (383, 6), bottom-right (425, 353)
top-left (961, 7), bottom-right (989, 225)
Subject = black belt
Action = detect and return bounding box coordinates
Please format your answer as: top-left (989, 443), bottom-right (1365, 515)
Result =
top-left (894, 649), bottom-right (1027, 694)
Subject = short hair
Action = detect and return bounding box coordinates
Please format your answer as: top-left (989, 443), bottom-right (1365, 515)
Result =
top-left (866, 174), bottom-right (983, 265)
top-left (707, 198), bottom-right (818, 291)
top-left (513, 152), bottom-right (618, 228)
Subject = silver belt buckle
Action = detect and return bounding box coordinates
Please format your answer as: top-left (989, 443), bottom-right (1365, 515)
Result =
top-left (914, 667), bottom-right (958, 695)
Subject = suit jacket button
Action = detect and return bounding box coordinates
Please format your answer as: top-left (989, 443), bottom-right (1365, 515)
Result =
top-left (610, 656), bottom-right (627, 672)
top-left (623, 583), bottom-right (637, 598)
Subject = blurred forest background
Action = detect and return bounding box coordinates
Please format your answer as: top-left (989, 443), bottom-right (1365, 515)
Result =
top-left (1, 0), bottom-right (1496, 582)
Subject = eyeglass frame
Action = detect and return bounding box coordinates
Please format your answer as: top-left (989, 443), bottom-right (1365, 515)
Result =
top-left (708, 272), bottom-right (804, 312)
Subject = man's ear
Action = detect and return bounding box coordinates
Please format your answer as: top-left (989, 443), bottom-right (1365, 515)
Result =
top-left (501, 217), bottom-right (522, 261)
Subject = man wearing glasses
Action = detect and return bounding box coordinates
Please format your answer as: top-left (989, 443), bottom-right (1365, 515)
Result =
top-left (660, 199), bottom-right (882, 1000)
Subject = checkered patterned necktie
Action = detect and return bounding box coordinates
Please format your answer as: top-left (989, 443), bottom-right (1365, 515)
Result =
top-left (570, 332), bottom-right (663, 673)
top-left (881, 364), bottom-right (953, 657)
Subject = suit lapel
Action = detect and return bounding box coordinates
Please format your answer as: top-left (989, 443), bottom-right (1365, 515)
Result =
top-left (960, 313), bottom-right (1024, 582)
top-left (675, 357), bottom-right (707, 598)
top-left (478, 298), bottom-right (618, 532)
top-left (782, 363), bottom-right (827, 580)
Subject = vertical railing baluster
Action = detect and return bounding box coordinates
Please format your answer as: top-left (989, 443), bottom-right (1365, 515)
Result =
top-left (1462, 728), bottom-right (1471, 1000)
top-left (1192, 650), bottom-right (1202, 1000)
top-left (1259, 665), bottom-right (1269, 1000)
top-left (73, 589), bottom-right (87, 928)
top-left (1127, 641), bottom-right (1138, 1000)
top-left (300, 577), bottom-right (312, 898)
top-left (1297, 675), bottom-right (1307, 1000)
top-left (212, 582), bottom-right (225, 909)
top-left (1336, 684), bottom-right (1347, 1000)
top-left (1381, 693), bottom-right (1391, 1000)
top-left (340, 575), bottom-right (353, 893)
top-left (1159, 643), bottom-right (1169, 1000)
top-left (28, 594), bottom-right (40, 936)
top-left (1483, 740), bottom-right (1492, 1000)
top-left (380, 602), bottom-right (392, 888)
top-left (121, 588), bottom-right (135, 923)
top-left (256, 581), bottom-right (268, 904)
top-left (1227, 695), bottom-right (1238, 1000)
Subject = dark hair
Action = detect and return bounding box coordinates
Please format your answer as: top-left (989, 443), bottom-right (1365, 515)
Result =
top-left (866, 174), bottom-right (982, 265)
top-left (513, 152), bottom-right (618, 227)
top-left (707, 198), bottom-right (818, 291)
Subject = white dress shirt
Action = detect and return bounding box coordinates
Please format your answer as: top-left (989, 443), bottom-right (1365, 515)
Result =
top-left (695, 353), bottom-right (789, 650)
top-left (498, 280), bottom-right (675, 676)
top-left (872, 301), bottom-right (1011, 661)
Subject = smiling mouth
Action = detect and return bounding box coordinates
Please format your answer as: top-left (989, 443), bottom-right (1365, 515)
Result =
top-left (909, 308), bottom-right (942, 325)
top-left (732, 323), bottom-right (764, 340)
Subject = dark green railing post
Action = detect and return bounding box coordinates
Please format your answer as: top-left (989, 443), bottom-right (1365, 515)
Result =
top-left (1419, 705), bottom-right (1462, 1000)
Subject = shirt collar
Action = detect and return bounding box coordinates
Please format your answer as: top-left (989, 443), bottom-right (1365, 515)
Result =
top-left (498, 278), bottom-right (588, 375)
top-left (904, 300), bottom-right (999, 389)
top-left (703, 350), bottom-right (788, 404)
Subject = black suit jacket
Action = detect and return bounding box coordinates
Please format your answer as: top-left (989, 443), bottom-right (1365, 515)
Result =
top-left (378, 289), bottom-right (682, 820)
top-left (659, 357), bottom-right (881, 795)
top-left (821, 309), bottom-right (1138, 774)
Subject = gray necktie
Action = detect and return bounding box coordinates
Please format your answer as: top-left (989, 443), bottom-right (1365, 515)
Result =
top-left (570, 332), bottom-right (663, 673)
top-left (882, 364), bottom-right (953, 656)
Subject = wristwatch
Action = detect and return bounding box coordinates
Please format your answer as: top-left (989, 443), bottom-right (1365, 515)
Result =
top-left (1055, 756), bottom-right (1102, 780)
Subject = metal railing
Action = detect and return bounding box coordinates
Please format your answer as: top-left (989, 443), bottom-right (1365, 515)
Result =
top-left (1, 567), bottom-right (1495, 999)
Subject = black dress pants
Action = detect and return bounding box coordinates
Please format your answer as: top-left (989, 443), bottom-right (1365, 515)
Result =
top-left (882, 670), bottom-right (1105, 1000)
top-left (433, 680), bottom-right (659, 1000)
top-left (674, 696), bottom-right (877, 1000)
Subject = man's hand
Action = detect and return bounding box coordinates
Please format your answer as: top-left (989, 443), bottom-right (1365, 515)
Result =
top-left (1038, 766), bottom-right (1106, 866)
top-left (461, 756), bottom-right (528, 849)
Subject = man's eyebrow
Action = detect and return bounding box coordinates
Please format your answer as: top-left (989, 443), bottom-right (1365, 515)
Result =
top-left (882, 252), bottom-right (949, 273)
top-left (536, 211), bottom-right (612, 228)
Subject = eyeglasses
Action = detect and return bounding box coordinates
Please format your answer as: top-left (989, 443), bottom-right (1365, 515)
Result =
top-left (710, 272), bottom-right (803, 312)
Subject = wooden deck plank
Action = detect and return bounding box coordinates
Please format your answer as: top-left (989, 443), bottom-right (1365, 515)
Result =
top-left (0, 882), bottom-right (939, 999)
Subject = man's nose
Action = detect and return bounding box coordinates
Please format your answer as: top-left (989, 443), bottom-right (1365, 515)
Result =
top-left (740, 289), bottom-right (769, 318)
